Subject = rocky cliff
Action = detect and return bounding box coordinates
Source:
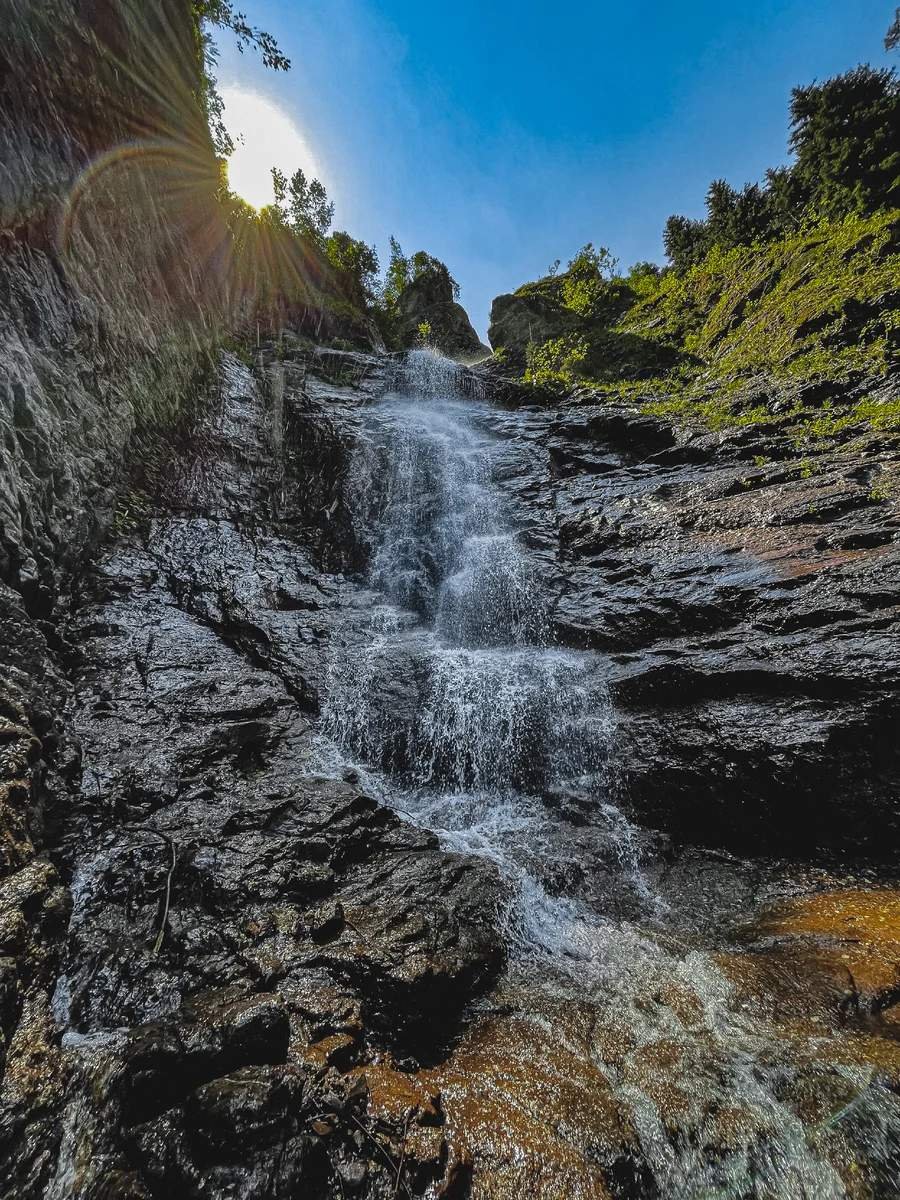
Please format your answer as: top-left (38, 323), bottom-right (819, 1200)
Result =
top-left (2, 280), bottom-right (900, 1198)
top-left (0, 2), bottom-right (225, 1189)
top-left (2, 336), bottom-right (896, 1197)
top-left (486, 377), bottom-right (900, 855)
top-left (394, 266), bottom-right (489, 360)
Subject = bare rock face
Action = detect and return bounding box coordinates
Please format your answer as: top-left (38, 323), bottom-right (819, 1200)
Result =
top-left (488, 291), bottom-right (580, 363)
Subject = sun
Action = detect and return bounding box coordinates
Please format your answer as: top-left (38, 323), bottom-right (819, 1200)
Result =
top-left (220, 87), bottom-right (324, 211)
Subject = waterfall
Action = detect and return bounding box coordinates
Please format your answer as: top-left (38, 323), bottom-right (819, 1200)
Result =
top-left (322, 347), bottom-right (648, 960)
top-left (320, 348), bottom-right (900, 1198)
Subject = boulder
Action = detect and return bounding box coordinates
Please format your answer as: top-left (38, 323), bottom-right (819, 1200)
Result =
top-left (395, 270), bottom-right (488, 360)
top-left (487, 291), bottom-right (579, 364)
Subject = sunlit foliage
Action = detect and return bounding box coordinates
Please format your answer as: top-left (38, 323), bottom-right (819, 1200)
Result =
top-left (663, 63), bottom-right (900, 272)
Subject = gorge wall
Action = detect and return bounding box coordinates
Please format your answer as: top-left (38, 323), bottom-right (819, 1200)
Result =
top-left (2, 337), bottom-right (896, 1198)
top-left (0, 2), bottom-right (226, 1188)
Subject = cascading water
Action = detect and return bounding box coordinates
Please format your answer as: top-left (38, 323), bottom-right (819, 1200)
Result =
top-left (322, 348), bottom-right (635, 960)
top-left (321, 349), bottom-right (900, 1198)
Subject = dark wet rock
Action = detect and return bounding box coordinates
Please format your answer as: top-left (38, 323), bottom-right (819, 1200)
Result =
top-left (128, 1065), bottom-right (326, 1200)
top-left (472, 382), bottom-right (900, 857)
top-left (0, 580), bottom-right (78, 1193)
top-left (1, 345), bottom-right (505, 1198)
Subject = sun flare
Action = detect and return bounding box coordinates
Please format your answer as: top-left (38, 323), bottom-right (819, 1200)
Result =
top-left (221, 87), bottom-right (324, 211)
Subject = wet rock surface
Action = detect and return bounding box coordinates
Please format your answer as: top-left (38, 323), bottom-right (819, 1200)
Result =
top-left (477, 381), bottom-right (900, 855)
top-left (1, 351), bottom-right (505, 1198)
top-left (2, 338), bottom-right (899, 1197)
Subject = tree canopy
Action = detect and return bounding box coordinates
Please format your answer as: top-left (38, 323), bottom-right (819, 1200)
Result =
top-left (663, 60), bottom-right (900, 272)
top-left (271, 167), bottom-right (335, 242)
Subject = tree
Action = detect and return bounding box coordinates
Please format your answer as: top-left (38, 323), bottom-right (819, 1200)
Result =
top-left (788, 65), bottom-right (900, 218)
top-left (662, 56), bottom-right (900, 272)
top-left (705, 179), bottom-right (779, 249)
top-left (567, 243), bottom-right (619, 280)
top-left (194, 3), bottom-right (289, 157)
top-left (558, 244), bottom-right (620, 316)
top-left (379, 239), bottom-right (460, 307)
top-left (763, 165), bottom-right (809, 233)
top-left (886, 7), bottom-right (900, 50)
top-left (326, 232), bottom-right (380, 306)
top-left (409, 250), bottom-right (460, 299)
top-left (663, 215), bottom-right (710, 273)
top-left (626, 261), bottom-right (663, 296)
top-left (627, 261), bottom-right (661, 282)
top-left (194, 2), bottom-right (291, 70)
top-left (271, 166), bottom-right (334, 242)
top-left (382, 236), bottom-right (411, 308)
top-left (704, 179), bottom-right (741, 248)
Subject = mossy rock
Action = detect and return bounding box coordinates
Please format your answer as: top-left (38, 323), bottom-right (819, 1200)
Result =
top-left (488, 292), bottom-right (580, 365)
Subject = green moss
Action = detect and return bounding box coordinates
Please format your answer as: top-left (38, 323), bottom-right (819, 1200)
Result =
top-left (222, 335), bottom-right (256, 366)
top-left (622, 210), bottom-right (899, 385)
top-left (516, 211), bottom-right (899, 440)
top-left (869, 468), bottom-right (900, 501)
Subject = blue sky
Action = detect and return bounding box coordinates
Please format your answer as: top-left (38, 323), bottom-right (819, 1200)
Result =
top-left (214, 1), bottom-right (896, 338)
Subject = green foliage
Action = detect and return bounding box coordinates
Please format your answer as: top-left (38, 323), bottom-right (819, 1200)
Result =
top-left (629, 210), bottom-right (900, 385)
top-left (559, 244), bottom-right (619, 317)
top-left (626, 261), bottom-right (664, 296)
top-left (510, 24), bottom-right (899, 445)
top-left (193, 2), bottom-right (289, 157)
top-left (515, 243), bottom-right (631, 324)
top-left (380, 239), bottom-right (460, 306)
top-left (524, 334), bottom-right (589, 388)
top-left (663, 63), bottom-right (900, 271)
top-left (794, 395), bottom-right (900, 441)
top-left (193, 2), bottom-right (290, 70)
top-left (417, 321), bottom-right (433, 343)
top-left (271, 166), bottom-right (334, 242)
top-left (517, 210), bottom-right (899, 442)
top-left (707, 179), bottom-right (779, 247)
top-left (381, 237), bottom-right (408, 308)
top-left (325, 232), bottom-right (380, 307)
top-left (567, 243), bottom-right (619, 279)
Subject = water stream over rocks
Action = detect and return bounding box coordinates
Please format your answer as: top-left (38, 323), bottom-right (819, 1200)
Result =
top-left (6, 346), bottom-right (900, 1199)
top-left (320, 350), bottom-right (646, 967)
top-left (319, 349), bottom-right (900, 1198)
